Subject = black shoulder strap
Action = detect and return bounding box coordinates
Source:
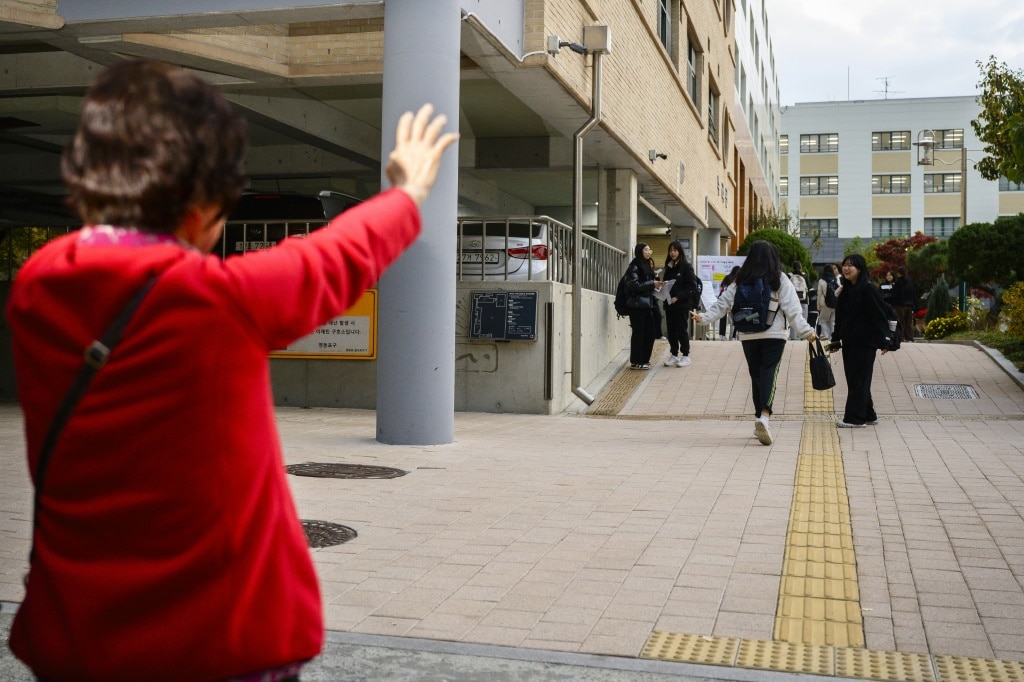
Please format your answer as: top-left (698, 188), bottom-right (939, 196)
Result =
top-left (30, 273), bottom-right (160, 565)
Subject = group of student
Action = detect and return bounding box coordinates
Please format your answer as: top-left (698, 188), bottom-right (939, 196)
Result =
top-left (621, 240), bottom-right (901, 448)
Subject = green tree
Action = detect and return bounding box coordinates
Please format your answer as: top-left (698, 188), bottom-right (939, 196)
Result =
top-left (947, 214), bottom-right (1024, 288)
top-left (843, 236), bottom-right (881, 275)
top-left (972, 57), bottom-right (1024, 183)
top-left (738, 228), bottom-right (812, 279)
top-left (925, 274), bottom-right (954, 323)
top-left (906, 240), bottom-right (949, 294)
top-left (749, 207), bottom-right (796, 234)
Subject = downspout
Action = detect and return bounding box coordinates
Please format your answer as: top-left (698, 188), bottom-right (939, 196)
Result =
top-left (571, 49), bottom-right (603, 405)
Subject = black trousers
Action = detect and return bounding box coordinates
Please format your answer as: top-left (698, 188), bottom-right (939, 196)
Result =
top-left (664, 307), bottom-right (690, 357)
top-left (841, 344), bottom-right (878, 424)
top-left (740, 338), bottom-right (786, 417)
top-left (628, 309), bottom-right (656, 364)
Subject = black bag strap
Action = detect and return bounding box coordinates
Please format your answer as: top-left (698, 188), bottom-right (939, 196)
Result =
top-left (29, 273), bottom-right (160, 565)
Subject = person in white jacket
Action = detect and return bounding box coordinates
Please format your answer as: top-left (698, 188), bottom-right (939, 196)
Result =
top-left (691, 241), bottom-right (817, 446)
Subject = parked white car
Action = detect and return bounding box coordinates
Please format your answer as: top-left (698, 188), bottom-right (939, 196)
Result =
top-left (457, 219), bottom-right (553, 281)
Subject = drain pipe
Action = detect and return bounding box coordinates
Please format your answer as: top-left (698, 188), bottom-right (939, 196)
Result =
top-left (571, 35), bottom-right (607, 405)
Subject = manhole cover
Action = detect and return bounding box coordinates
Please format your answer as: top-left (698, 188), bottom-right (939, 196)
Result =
top-left (300, 520), bottom-right (357, 548)
top-left (285, 463), bottom-right (408, 479)
top-left (914, 384), bottom-right (978, 400)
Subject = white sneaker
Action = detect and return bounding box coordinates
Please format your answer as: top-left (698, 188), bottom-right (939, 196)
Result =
top-left (754, 418), bottom-right (773, 445)
top-left (837, 420), bottom-right (866, 428)
top-left (677, 356), bottom-right (690, 367)
top-left (664, 355), bottom-right (679, 367)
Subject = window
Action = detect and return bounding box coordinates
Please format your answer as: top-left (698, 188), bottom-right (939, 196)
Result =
top-left (872, 174), bottom-right (911, 194)
top-left (923, 217), bottom-right (960, 238)
top-left (799, 133), bottom-right (838, 153)
top-left (872, 131), bottom-right (910, 151)
top-left (924, 173), bottom-right (961, 193)
top-left (779, 177), bottom-right (788, 197)
top-left (999, 176), bottom-right (1024, 191)
top-left (708, 85), bottom-right (720, 146)
top-left (800, 176), bottom-right (838, 195)
top-left (872, 218), bottom-right (911, 238)
top-left (933, 129), bottom-right (963, 149)
top-left (686, 35), bottom-right (701, 108)
top-left (779, 135), bottom-right (788, 155)
top-left (657, 0), bottom-right (670, 50)
top-left (800, 219), bottom-right (838, 238)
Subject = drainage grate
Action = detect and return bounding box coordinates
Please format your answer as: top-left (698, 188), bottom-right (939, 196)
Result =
top-left (286, 463), bottom-right (408, 479)
top-left (300, 520), bottom-right (357, 547)
top-left (914, 384), bottom-right (978, 400)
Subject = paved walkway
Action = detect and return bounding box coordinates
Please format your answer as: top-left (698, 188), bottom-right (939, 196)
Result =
top-left (1, 340), bottom-right (1023, 680)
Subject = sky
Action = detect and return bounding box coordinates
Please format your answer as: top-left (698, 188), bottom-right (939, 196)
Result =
top-left (767, 0), bottom-right (1024, 106)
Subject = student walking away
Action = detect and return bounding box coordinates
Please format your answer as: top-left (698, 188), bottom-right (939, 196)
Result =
top-left (827, 254), bottom-right (893, 428)
top-left (5, 59), bottom-right (458, 682)
top-left (692, 241), bottom-right (817, 446)
top-left (788, 261), bottom-right (809, 340)
top-left (891, 266), bottom-right (918, 342)
top-left (816, 263), bottom-right (839, 340)
top-left (662, 239), bottom-right (697, 367)
top-left (623, 243), bottom-right (663, 369)
top-left (718, 265), bottom-right (741, 339)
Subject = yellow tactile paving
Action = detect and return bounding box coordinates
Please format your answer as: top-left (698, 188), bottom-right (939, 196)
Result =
top-left (636, 345), bottom-right (1024, 682)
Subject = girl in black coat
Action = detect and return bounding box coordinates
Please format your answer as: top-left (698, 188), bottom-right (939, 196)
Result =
top-left (662, 239), bottom-right (696, 367)
top-left (623, 243), bottom-right (662, 369)
top-left (829, 253), bottom-right (892, 427)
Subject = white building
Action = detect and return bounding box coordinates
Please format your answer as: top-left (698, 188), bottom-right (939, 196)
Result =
top-left (780, 96), bottom-right (1024, 254)
top-left (730, 0), bottom-right (783, 252)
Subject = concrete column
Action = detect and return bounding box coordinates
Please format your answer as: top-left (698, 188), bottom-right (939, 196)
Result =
top-left (600, 168), bottom-right (637, 253)
top-left (376, 0), bottom-right (460, 444)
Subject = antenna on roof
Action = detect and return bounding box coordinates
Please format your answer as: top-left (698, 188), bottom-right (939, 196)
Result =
top-left (874, 76), bottom-right (904, 100)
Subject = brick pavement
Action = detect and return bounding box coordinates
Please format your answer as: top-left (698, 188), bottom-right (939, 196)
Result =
top-left (1, 339), bottom-right (1022, 678)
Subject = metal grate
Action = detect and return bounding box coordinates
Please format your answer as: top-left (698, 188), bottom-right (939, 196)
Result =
top-left (300, 520), bottom-right (357, 548)
top-left (914, 384), bottom-right (978, 400)
top-left (286, 463), bottom-right (408, 479)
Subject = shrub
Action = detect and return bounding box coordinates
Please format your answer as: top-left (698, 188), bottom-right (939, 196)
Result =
top-left (924, 312), bottom-right (970, 339)
top-left (925, 274), bottom-right (953, 324)
top-left (1001, 281), bottom-right (1024, 338)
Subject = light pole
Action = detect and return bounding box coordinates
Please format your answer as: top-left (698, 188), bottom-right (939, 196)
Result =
top-left (914, 130), bottom-right (971, 310)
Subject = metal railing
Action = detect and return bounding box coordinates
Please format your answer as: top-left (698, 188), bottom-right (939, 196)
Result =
top-left (456, 215), bottom-right (626, 295)
top-left (1, 225), bottom-right (77, 281)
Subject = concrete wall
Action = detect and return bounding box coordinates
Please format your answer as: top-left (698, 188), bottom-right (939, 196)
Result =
top-left (1, 279), bottom-right (628, 413)
top-left (268, 281), bottom-right (629, 414)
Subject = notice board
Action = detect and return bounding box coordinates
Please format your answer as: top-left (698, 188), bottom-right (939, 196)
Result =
top-left (271, 289), bottom-right (377, 359)
top-left (468, 291), bottom-right (538, 341)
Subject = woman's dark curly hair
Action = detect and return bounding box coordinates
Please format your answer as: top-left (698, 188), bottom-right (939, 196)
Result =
top-left (62, 59), bottom-right (248, 233)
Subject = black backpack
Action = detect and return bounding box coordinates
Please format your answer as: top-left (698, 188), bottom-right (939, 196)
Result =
top-left (613, 274), bottom-right (630, 317)
top-left (731, 278), bottom-right (775, 333)
top-left (823, 278), bottom-right (838, 308)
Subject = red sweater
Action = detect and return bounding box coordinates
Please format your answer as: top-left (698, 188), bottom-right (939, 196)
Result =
top-left (7, 189), bottom-right (420, 681)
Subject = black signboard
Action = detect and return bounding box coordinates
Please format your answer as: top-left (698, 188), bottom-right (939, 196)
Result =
top-left (468, 291), bottom-right (538, 340)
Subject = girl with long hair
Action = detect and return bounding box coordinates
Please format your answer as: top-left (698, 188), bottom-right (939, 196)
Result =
top-left (691, 241), bottom-right (817, 445)
top-left (662, 239), bottom-right (697, 367)
top-left (622, 243), bottom-right (663, 369)
top-left (828, 253), bottom-right (892, 427)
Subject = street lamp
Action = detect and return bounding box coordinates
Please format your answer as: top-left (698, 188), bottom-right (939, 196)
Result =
top-left (914, 129), bottom-right (970, 309)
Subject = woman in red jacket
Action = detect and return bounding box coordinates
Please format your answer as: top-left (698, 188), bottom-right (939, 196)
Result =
top-left (6, 59), bottom-right (456, 682)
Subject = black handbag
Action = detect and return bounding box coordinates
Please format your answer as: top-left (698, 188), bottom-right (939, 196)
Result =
top-left (808, 338), bottom-right (836, 391)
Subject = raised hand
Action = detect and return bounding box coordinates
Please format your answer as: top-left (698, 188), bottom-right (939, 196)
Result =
top-left (385, 104), bottom-right (459, 206)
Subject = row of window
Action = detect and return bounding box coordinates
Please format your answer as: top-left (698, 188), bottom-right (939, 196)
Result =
top-left (779, 129), bottom-right (964, 154)
top-left (780, 173), bottom-right (1024, 196)
top-left (798, 217), bottom-right (962, 239)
